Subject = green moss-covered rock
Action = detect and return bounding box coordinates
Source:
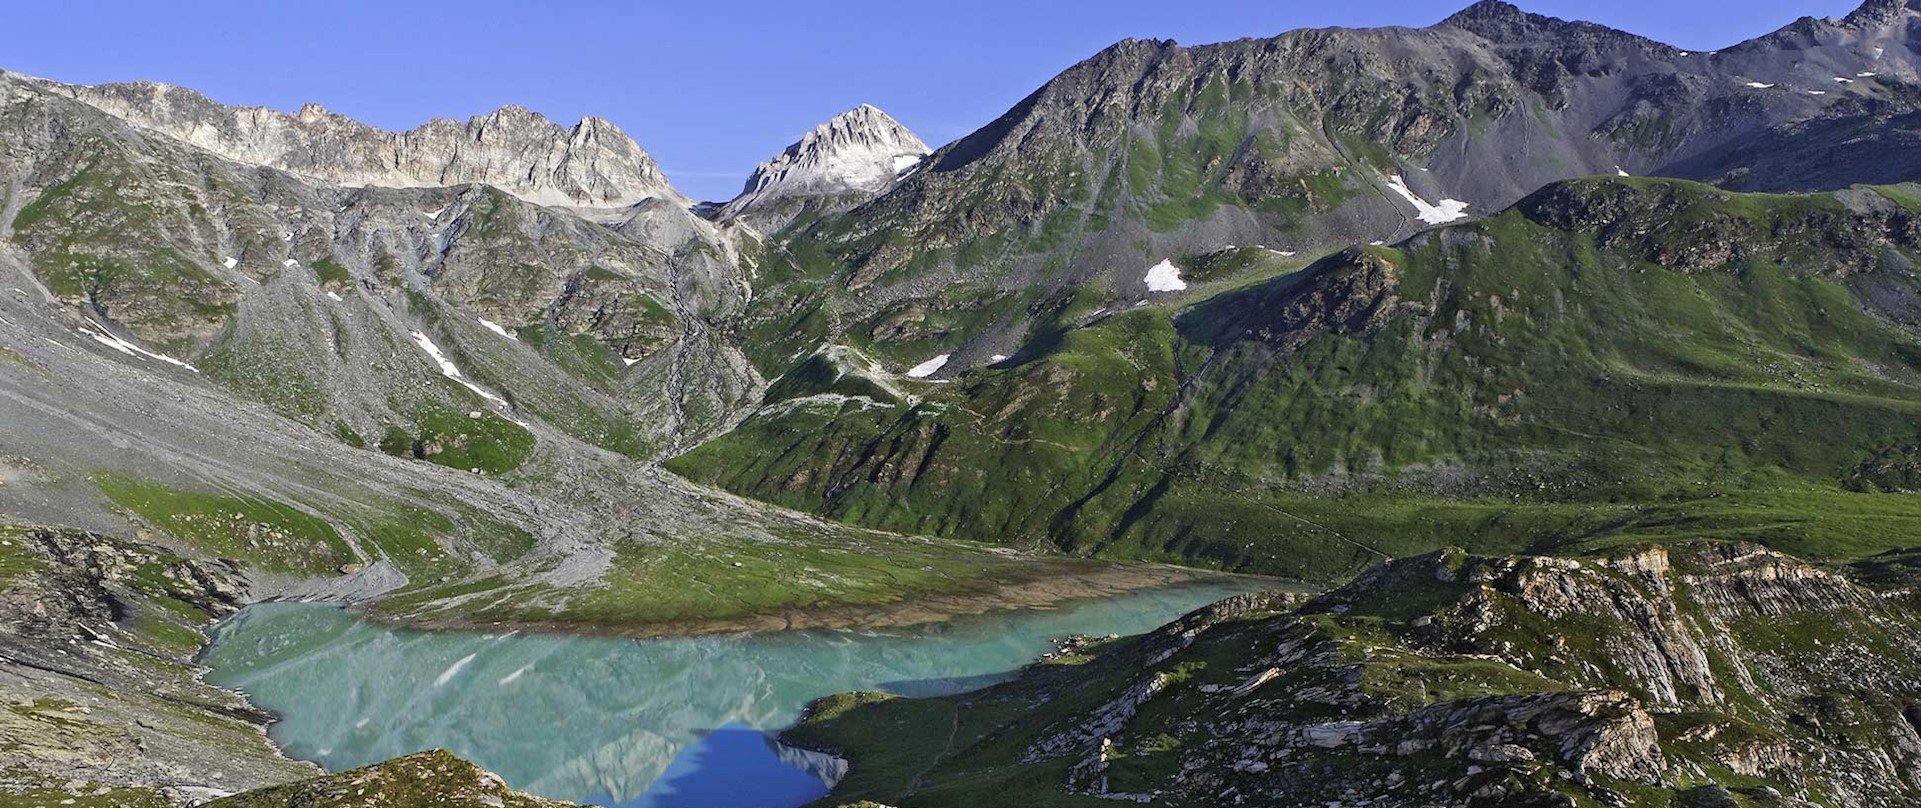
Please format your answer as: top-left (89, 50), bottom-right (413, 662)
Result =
top-left (206, 750), bottom-right (579, 807)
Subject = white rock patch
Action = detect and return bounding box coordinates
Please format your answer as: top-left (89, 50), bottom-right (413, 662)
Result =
top-left (1144, 259), bottom-right (1188, 292)
top-left (906, 354), bottom-right (950, 378)
top-left (1384, 174), bottom-right (1469, 224)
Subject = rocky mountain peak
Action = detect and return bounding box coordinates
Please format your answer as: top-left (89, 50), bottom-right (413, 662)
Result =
top-left (37, 74), bottom-right (684, 208)
top-left (1436, 0), bottom-right (1649, 48)
top-left (716, 103), bottom-right (929, 230)
top-left (1845, 0), bottom-right (1921, 26)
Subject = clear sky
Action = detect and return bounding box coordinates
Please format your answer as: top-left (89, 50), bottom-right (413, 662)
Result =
top-left (1, 0), bottom-right (1861, 201)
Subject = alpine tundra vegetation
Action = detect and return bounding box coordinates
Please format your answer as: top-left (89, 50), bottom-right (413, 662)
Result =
top-left (1, 0), bottom-right (1920, 806)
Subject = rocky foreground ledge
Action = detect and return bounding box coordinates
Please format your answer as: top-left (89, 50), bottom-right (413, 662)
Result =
top-left (787, 542), bottom-right (1921, 807)
top-left (0, 525), bottom-right (579, 807)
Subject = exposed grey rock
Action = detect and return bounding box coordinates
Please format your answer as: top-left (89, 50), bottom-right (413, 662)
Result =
top-left (717, 104), bottom-right (928, 232)
top-left (21, 72), bottom-right (685, 208)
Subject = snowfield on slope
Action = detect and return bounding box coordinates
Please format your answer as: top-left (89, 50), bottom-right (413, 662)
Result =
top-left (1145, 259), bottom-right (1188, 292)
top-left (411, 330), bottom-right (509, 407)
top-left (906, 354), bottom-right (950, 378)
top-left (81, 325), bottom-right (197, 371)
top-left (1385, 174), bottom-right (1469, 225)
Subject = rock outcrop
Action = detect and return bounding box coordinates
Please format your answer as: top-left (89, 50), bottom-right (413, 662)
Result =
top-left (791, 542), bottom-right (1921, 807)
top-left (26, 72), bottom-right (684, 208)
top-left (204, 750), bottom-right (580, 807)
top-left (0, 527), bottom-right (314, 803)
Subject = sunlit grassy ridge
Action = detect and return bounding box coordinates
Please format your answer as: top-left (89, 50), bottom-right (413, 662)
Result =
top-left (674, 179), bottom-right (1921, 580)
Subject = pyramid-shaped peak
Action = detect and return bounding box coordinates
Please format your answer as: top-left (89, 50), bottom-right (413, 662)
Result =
top-left (717, 105), bottom-right (931, 230)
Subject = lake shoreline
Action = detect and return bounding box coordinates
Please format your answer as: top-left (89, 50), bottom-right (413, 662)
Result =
top-left (199, 573), bottom-right (1298, 806)
top-left (341, 559), bottom-right (1299, 641)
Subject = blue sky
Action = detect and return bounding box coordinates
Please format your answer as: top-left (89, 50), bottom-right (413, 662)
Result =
top-left (1, 0), bottom-right (1860, 201)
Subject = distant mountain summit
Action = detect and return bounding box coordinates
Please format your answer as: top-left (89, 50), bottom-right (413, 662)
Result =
top-left (716, 104), bottom-right (928, 231)
top-left (21, 73), bottom-right (685, 208)
top-left (1846, 0), bottom-right (1921, 26)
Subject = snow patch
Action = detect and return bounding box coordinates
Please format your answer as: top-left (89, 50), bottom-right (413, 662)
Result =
top-left (410, 331), bottom-right (508, 406)
top-left (1144, 259), bottom-right (1188, 292)
top-left (177, 786), bottom-right (235, 800)
top-left (1835, 76), bottom-right (1855, 83)
top-left (906, 354), bottom-right (949, 378)
top-left (427, 206), bottom-right (449, 219)
top-left (1807, 90), bottom-right (1827, 96)
top-left (282, 258), bottom-right (299, 268)
top-left (222, 256), bottom-right (238, 269)
top-left (477, 318), bottom-right (516, 340)
top-left (1615, 167), bottom-right (1631, 177)
top-left (434, 653), bottom-right (477, 687)
top-left (1384, 174), bottom-right (1469, 224)
top-left (622, 356), bottom-right (641, 367)
top-left (81, 326), bottom-right (197, 372)
top-left (757, 393), bottom-right (893, 418)
top-left (1860, 71), bottom-right (1879, 77)
top-left (990, 354), bottom-right (1008, 362)
top-left (893, 154), bottom-right (924, 175)
top-left (1745, 82), bottom-right (1775, 89)
top-left (1875, 47), bottom-right (1886, 59)
top-left (326, 291), bottom-right (344, 302)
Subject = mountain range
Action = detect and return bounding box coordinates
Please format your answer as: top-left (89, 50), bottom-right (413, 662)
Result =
top-left (3, 0), bottom-right (1921, 805)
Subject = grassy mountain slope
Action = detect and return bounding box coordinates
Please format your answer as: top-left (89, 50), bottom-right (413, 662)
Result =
top-left (735, 0), bottom-right (1921, 382)
top-left (674, 178), bottom-right (1921, 581)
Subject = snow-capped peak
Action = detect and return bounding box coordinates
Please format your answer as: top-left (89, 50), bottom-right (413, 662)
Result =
top-left (718, 104), bottom-right (930, 227)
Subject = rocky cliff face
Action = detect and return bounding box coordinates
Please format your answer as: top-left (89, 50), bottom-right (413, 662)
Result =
top-left (791, 542), bottom-right (1921, 807)
top-left (716, 104), bottom-right (928, 232)
top-left (26, 73), bottom-right (684, 208)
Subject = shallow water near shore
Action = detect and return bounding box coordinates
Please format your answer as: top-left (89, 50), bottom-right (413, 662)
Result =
top-left (200, 580), bottom-right (1269, 807)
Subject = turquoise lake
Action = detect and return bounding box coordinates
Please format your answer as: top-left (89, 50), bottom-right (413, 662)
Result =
top-left (199, 581), bottom-right (1265, 807)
